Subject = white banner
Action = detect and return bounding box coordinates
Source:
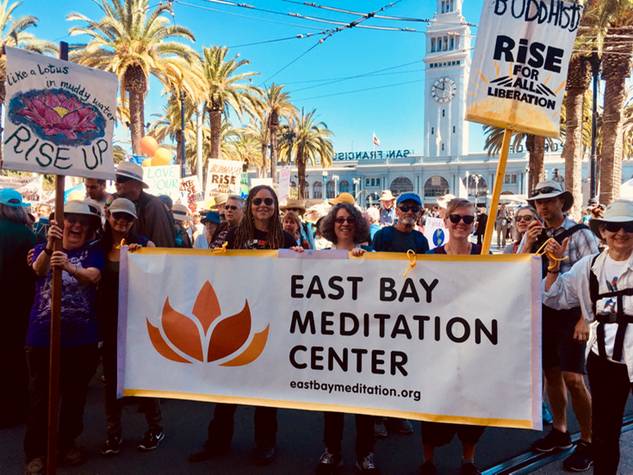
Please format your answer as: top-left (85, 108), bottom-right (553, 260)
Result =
top-left (205, 159), bottom-right (243, 198)
top-left (120, 249), bottom-right (542, 429)
top-left (466, 1), bottom-right (584, 137)
top-left (2, 47), bottom-right (117, 179)
top-left (144, 165), bottom-right (180, 202)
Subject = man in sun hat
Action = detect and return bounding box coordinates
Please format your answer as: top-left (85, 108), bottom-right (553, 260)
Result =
top-left (115, 162), bottom-right (175, 247)
top-left (281, 198), bottom-right (315, 249)
top-left (171, 204), bottom-right (192, 248)
top-left (542, 199), bottom-right (633, 473)
top-left (525, 179), bottom-right (599, 472)
top-left (378, 190), bottom-right (396, 226)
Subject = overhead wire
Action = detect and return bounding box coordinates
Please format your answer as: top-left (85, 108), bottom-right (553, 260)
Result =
top-left (227, 29), bottom-right (331, 48)
top-left (294, 78), bottom-right (425, 102)
top-left (283, 60), bottom-right (421, 84)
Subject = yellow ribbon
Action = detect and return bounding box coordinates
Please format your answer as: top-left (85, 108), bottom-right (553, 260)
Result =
top-left (402, 249), bottom-right (417, 278)
top-left (114, 238), bottom-right (126, 250)
top-left (534, 237), bottom-right (568, 271)
top-left (211, 241), bottom-right (228, 254)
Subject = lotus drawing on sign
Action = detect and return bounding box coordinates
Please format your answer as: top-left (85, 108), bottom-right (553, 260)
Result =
top-left (147, 281), bottom-right (269, 366)
top-left (8, 88), bottom-right (106, 146)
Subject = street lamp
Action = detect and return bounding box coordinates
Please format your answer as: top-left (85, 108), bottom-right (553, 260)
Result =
top-left (333, 175), bottom-right (339, 196)
top-left (587, 52), bottom-right (601, 202)
top-left (322, 170), bottom-right (328, 200)
top-left (472, 174), bottom-right (482, 207)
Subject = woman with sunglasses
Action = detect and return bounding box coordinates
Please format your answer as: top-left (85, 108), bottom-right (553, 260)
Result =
top-left (24, 201), bottom-right (104, 473)
top-left (191, 186), bottom-right (294, 466)
top-left (97, 198), bottom-right (165, 456)
top-left (543, 200), bottom-right (633, 474)
top-left (421, 198), bottom-right (484, 475)
top-left (310, 203), bottom-right (378, 474)
top-left (503, 205), bottom-right (538, 255)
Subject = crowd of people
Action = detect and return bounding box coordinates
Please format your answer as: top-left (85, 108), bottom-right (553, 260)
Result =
top-left (1, 161), bottom-right (632, 475)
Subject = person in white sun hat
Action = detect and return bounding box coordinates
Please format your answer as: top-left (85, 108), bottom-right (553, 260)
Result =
top-left (543, 199), bottom-right (633, 474)
top-left (378, 190), bottom-right (396, 226)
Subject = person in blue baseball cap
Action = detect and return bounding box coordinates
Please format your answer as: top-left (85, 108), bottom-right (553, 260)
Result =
top-left (0, 188), bottom-right (30, 208)
top-left (372, 191), bottom-right (428, 254)
top-left (193, 211), bottom-right (221, 249)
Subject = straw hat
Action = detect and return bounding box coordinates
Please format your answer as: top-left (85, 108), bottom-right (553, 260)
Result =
top-left (281, 198), bottom-right (307, 212)
top-left (590, 199), bottom-right (633, 235)
top-left (379, 190), bottom-right (395, 201)
top-left (116, 162), bottom-right (149, 188)
top-left (527, 180), bottom-right (573, 212)
top-left (172, 203), bottom-right (190, 222)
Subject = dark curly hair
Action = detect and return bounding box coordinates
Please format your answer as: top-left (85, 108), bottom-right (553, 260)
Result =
top-left (320, 203), bottom-right (369, 244)
top-left (232, 185), bottom-right (285, 249)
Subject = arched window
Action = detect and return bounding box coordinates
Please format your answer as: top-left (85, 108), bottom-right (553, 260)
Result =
top-left (313, 181), bottom-right (323, 199)
top-left (339, 180), bottom-right (350, 193)
top-left (464, 175), bottom-right (489, 197)
top-left (326, 180), bottom-right (336, 199)
top-left (390, 177), bottom-right (414, 196)
top-left (303, 181), bottom-right (310, 199)
top-left (424, 176), bottom-right (450, 197)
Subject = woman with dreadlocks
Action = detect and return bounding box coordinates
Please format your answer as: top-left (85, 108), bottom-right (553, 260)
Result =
top-left (188, 185), bottom-right (293, 467)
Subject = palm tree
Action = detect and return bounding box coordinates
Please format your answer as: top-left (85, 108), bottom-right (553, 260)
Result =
top-left (482, 126), bottom-right (552, 194)
top-left (279, 109), bottom-right (334, 200)
top-left (201, 46), bottom-right (262, 162)
top-left (67, 0), bottom-right (196, 154)
top-left (242, 120), bottom-right (270, 177)
top-left (597, 2), bottom-right (633, 204)
top-left (224, 126), bottom-right (265, 171)
top-left (0, 0), bottom-right (56, 105)
top-left (260, 83), bottom-right (297, 182)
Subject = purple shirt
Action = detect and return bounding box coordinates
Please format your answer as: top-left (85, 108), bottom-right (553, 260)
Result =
top-left (27, 242), bottom-right (105, 347)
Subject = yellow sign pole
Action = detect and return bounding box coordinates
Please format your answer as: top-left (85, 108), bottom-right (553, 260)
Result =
top-left (481, 128), bottom-right (513, 255)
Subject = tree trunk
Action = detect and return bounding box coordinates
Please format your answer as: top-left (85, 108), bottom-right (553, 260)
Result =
top-left (527, 135), bottom-right (545, 192)
top-left (124, 65), bottom-right (147, 155)
top-left (208, 105), bottom-right (222, 160)
top-left (562, 56), bottom-right (589, 219)
top-left (599, 27), bottom-right (632, 205)
top-left (269, 112), bottom-right (279, 184)
top-left (196, 105), bottom-right (204, 185)
top-left (297, 145), bottom-right (306, 200)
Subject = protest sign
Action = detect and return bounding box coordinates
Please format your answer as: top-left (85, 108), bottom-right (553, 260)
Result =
top-left (180, 175), bottom-right (202, 212)
top-left (278, 166), bottom-right (291, 203)
top-left (205, 159), bottom-right (243, 198)
top-left (144, 165), bottom-right (180, 201)
top-left (2, 47), bottom-right (117, 179)
top-left (423, 217), bottom-right (449, 250)
top-left (465, 1), bottom-right (584, 137)
top-left (120, 249), bottom-right (542, 430)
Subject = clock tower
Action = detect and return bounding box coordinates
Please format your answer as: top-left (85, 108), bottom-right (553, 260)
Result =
top-left (423, 0), bottom-right (471, 158)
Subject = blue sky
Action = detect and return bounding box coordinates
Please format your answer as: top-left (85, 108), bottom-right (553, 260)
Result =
top-left (27, 0), bottom-right (487, 154)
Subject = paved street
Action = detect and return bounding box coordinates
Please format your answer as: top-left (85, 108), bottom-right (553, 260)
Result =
top-left (2, 372), bottom-right (632, 475)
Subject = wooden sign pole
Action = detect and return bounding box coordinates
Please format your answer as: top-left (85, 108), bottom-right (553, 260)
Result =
top-left (45, 40), bottom-right (68, 475)
top-left (481, 128), bottom-right (512, 255)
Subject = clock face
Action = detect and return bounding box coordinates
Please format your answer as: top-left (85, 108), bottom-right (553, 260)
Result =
top-left (431, 77), bottom-right (457, 104)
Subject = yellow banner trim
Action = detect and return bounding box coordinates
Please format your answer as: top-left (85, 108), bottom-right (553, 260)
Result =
top-left (133, 247), bottom-right (537, 263)
top-left (123, 388), bottom-right (534, 430)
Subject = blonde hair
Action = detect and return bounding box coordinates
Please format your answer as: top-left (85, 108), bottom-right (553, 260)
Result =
top-left (446, 198), bottom-right (475, 215)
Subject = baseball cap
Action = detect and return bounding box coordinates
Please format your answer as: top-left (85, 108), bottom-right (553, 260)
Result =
top-left (396, 192), bottom-right (422, 206)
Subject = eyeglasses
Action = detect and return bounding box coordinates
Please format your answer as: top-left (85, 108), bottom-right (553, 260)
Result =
top-left (65, 214), bottom-right (92, 226)
top-left (112, 212), bottom-right (134, 222)
top-left (398, 205), bottom-right (421, 213)
top-left (224, 205), bottom-right (239, 211)
top-left (531, 186), bottom-right (559, 197)
top-left (604, 221), bottom-right (633, 233)
top-left (516, 215), bottom-right (534, 223)
top-left (253, 197), bottom-right (274, 206)
top-left (448, 214), bottom-right (475, 225)
top-left (335, 217), bottom-right (356, 225)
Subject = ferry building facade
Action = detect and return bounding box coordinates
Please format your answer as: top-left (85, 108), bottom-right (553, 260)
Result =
top-left (290, 0), bottom-right (631, 208)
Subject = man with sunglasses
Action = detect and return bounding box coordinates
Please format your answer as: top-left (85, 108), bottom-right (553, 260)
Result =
top-left (526, 180), bottom-right (599, 472)
top-left (371, 192), bottom-right (428, 437)
top-left (114, 162), bottom-right (175, 248)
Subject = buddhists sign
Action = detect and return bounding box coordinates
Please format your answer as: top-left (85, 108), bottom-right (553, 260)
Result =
top-left (2, 47), bottom-right (117, 180)
top-left (466, 0), bottom-right (584, 137)
top-left (120, 249), bottom-right (542, 429)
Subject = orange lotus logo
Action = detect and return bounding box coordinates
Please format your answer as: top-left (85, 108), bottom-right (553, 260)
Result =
top-left (146, 281), bottom-right (269, 366)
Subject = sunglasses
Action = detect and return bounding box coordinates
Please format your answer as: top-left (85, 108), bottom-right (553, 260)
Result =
top-left (253, 197), bottom-right (274, 206)
top-left (112, 212), bottom-right (134, 222)
top-left (65, 214), bottom-right (92, 226)
top-left (516, 215), bottom-right (534, 223)
top-left (604, 221), bottom-right (633, 233)
top-left (398, 205), bottom-right (421, 213)
top-left (335, 217), bottom-right (356, 225)
top-left (448, 214), bottom-right (475, 225)
top-left (224, 205), bottom-right (239, 211)
top-left (531, 186), bottom-right (559, 197)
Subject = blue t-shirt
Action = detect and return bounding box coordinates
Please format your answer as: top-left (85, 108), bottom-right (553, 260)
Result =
top-left (371, 226), bottom-right (429, 253)
top-left (27, 242), bottom-right (105, 347)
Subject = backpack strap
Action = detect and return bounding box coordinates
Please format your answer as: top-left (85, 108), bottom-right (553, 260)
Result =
top-left (588, 253), bottom-right (607, 358)
top-left (553, 223), bottom-right (590, 244)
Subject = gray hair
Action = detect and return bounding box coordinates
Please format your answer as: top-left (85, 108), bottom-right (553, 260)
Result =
top-left (0, 203), bottom-right (30, 225)
top-left (227, 195), bottom-right (243, 206)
